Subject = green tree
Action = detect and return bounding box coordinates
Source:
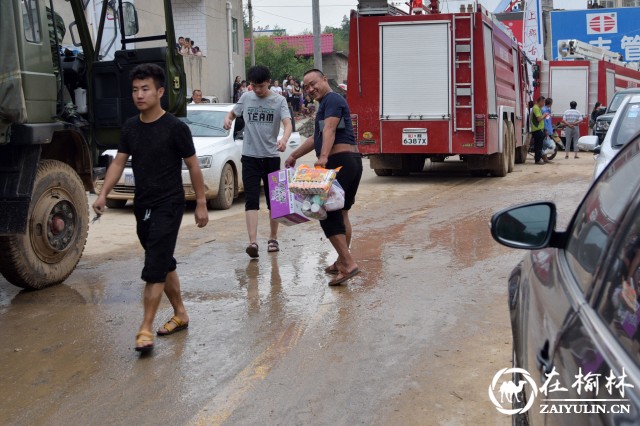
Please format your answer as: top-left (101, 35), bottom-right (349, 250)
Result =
top-left (323, 15), bottom-right (349, 53)
top-left (246, 37), bottom-right (313, 82)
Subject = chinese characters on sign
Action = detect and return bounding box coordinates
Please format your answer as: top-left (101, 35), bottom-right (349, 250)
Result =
top-left (523, 0), bottom-right (543, 61)
top-left (540, 366), bottom-right (634, 398)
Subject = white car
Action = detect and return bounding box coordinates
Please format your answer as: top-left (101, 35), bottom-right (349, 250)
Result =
top-left (95, 103), bottom-right (302, 209)
top-left (578, 94), bottom-right (640, 180)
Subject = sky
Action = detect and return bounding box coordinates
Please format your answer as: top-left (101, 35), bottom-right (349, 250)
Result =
top-left (250, 0), bottom-right (589, 35)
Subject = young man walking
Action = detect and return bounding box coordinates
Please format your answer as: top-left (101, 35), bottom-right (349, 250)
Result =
top-left (223, 65), bottom-right (292, 257)
top-left (93, 63), bottom-right (209, 353)
top-left (285, 69), bottom-right (363, 286)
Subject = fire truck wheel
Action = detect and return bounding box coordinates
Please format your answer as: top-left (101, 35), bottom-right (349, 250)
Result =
top-left (515, 142), bottom-right (528, 164)
top-left (506, 122), bottom-right (515, 173)
top-left (374, 168), bottom-right (393, 176)
top-left (490, 125), bottom-right (510, 177)
top-left (0, 160), bottom-right (89, 289)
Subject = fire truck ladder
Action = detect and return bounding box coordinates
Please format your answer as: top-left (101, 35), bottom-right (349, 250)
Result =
top-left (452, 14), bottom-right (474, 132)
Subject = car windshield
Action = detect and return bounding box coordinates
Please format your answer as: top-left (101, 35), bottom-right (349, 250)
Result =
top-left (180, 110), bottom-right (229, 137)
top-left (611, 103), bottom-right (640, 148)
top-left (608, 93), bottom-right (631, 114)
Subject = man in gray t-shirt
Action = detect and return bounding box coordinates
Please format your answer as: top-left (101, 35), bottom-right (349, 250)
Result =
top-left (224, 65), bottom-right (292, 258)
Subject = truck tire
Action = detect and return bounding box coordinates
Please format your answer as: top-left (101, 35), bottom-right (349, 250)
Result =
top-left (374, 168), bottom-right (392, 176)
top-left (490, 125), bottom-right (509, 177)
top-left (0, 160), bottom-right (89, 289)
top-left (515, 135), bottom-right (528, 164)
top-left (507, 122), bottom-right (515, 173)
top-left (207, 163), bottom-right (234, 210)
top-left (106, 199), bottom-right (127, 208)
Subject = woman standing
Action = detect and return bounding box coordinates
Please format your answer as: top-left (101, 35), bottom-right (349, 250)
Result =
top-left (233, 76), bottom-right (242, 103)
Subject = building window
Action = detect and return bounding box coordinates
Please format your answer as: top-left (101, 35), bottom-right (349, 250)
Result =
top-left (599, 0), bottom-right (615, 7)
top-left (623, 0), bottom-right (640, 6)
top-left (232, 18), bottom-right (238, 53)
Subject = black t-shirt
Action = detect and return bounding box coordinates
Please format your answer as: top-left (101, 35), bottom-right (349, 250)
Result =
top-left (314, 92), bottom-right (356, 157)
top-left (118, 113), bottom-right (196, 207)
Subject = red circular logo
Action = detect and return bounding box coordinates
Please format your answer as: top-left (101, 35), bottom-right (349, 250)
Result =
top-left (589, 15), bottom-right (616, 33)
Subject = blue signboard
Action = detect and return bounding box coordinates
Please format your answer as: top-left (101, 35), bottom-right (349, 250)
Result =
top-left (550, 8), bottom-right (640, 62)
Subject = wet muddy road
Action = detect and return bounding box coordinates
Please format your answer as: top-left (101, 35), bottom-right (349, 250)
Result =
top-left (1, 155), bottom-right (595, 425)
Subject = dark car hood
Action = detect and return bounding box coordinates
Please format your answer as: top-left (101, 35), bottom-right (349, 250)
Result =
top-left (596, 112), bottom-right (616, 122)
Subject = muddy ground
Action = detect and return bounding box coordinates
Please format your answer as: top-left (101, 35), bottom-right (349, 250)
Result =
top-left (0, 153), bottom-right (595, 425)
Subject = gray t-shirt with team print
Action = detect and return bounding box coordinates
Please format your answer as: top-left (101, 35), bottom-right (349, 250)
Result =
top-left (233, 91), bottom-right (291, 158)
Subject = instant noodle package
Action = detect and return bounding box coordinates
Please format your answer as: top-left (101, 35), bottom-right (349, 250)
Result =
top-left (289, 165), bottom-right (337, 195)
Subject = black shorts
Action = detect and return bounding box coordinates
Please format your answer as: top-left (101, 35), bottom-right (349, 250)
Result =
top-left (241, 155), bottom-right (281, 211)
top-left (134, 202), bottom-right (184, 283)
top-left (320, 152), bottom-right (363, 238)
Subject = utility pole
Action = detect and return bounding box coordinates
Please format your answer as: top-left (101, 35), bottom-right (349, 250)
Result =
top-left (312, 0), bottom-right (322, 70)
top-left (248, 0), bottom-right (255, 66)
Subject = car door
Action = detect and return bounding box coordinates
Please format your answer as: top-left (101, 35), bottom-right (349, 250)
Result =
top-left (543, 137), bottom-right (640, 424)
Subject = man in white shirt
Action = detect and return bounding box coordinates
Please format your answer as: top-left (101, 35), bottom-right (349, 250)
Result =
top-left (561, 101), bottom-right (584, 159)
top-left (270, 80), bottom-right (283, 96)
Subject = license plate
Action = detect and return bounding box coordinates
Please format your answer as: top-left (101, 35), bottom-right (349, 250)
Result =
top-left (125, 173), bottom-right (135, 186)
top-left (402, 128), bottom-right (428, 146)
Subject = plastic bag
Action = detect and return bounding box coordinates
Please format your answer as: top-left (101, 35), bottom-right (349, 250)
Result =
top-left (301, 194), bottom-right (327, 220)
top-left (323, 181), bottom-right (345, 212)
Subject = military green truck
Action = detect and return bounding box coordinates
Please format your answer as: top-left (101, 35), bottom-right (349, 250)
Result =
top-left (0, 0), bottom-right (186, 289)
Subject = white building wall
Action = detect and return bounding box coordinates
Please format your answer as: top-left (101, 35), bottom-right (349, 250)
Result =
top-left (172, 0), bottom-right (245, 102)
top-left (173, 0), bottom-right (207, 55)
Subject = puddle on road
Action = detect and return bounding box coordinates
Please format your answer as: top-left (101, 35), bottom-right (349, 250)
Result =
top-left (427, 211), bottom-right (499, 269)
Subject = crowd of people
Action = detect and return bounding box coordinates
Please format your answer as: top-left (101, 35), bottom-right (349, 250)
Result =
top-left (176, 35), bottom-right (202, 56)
top-left (233, 73), bottom-right (318, 118)
top-left (528, 96), bottom-right (594, 163)
top-left (93, 63), bottom-right (362, 353)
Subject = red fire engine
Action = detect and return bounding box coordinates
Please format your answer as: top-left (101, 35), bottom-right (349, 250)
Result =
top-left (347, 0), bottom-right (531, 176)
top-left (534, 39), bottom-right (640, 140)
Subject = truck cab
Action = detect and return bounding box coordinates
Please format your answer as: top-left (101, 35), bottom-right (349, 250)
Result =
top-left (0, 0), bottom-right (185, 289)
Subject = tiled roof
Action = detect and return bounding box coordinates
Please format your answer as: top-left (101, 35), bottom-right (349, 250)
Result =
top-left (244, 34), bottom-right (334, 55)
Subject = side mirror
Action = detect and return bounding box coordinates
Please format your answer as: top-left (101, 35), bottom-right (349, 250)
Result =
top-left (532, 64), bottom-right (540, 80)
top-left (122, 2), bottom-right (139, 36)
top-left (593, 145), bottom-right (601, 155)
top-left (490, 202), bottom-right (556, 249)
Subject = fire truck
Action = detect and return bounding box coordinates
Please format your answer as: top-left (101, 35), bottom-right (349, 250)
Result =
top-left (534, 39), bottom-right (640, 141)
top-left (347, 0), bottom-right (530, 177)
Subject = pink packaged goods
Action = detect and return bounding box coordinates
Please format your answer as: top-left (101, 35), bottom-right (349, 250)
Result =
top-left (268, 169), bottom-right (310, 226)
top-left (289, 165), bottom-right (337, 195)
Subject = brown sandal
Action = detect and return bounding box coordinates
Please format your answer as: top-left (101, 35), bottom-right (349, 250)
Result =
top-left (246, 242), bottom-right (259, 258)
top-left (135, 330), bottom-right (154, 353)
top-left (328, 268), bottom-right (361, 286)
top-left (324, 262), bottom-right (339, 275)
top-left (267, 239), bottom-right (279, 252)
top-left (157, 315), bottom-right (189, 336)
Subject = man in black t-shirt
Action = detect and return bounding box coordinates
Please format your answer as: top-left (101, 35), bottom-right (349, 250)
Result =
top-left (93, 64), bottom-right (209, 353)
